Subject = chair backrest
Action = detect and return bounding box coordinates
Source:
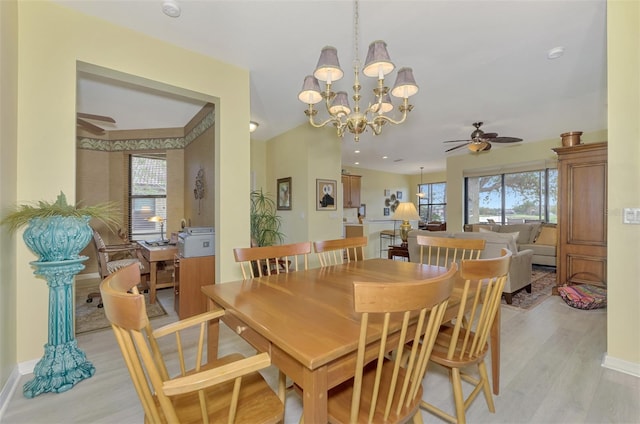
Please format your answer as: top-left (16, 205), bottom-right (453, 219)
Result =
top-left (313, 236), bottom-right (367, 266)
top-left (438, 249), bottom-right (512, 363)
top-left (233, 241), bottom-right (312, 278)
top-left (346, 264), bottom-right (457, 423)
top-left (416, 235), bottom-right (485, 268)
top-left (92, 229), bottom-right (110, 279)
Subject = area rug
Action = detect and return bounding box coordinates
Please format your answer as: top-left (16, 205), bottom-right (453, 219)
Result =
top-left (75, 278), bottom-right (167, 334)
top-left (502, 265), bottom-right (556, 310)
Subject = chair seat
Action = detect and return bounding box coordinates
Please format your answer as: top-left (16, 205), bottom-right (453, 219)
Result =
top-left (429, 326), bottom-right (489, 368)
top-left (328, 360), bottom-right (422, 424)
top-left (106, 258), bottom-right (142, 274)
top-left (160, 353), bottom-right (283, 424)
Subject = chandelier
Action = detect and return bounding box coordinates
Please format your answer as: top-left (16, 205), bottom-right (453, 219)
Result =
top-left (297, 0), bottom-right (419, 142)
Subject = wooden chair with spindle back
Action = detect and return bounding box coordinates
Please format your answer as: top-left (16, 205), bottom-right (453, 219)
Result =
top-left (415, 235), bottom-right (485, 268)
top-left (420, 249), bottom-right (512, 424)
top-left (324, 263), bottom-right (457, 423)
top-left (100, 263), bottom-right (284, 424)
top-left (233, 241), bottom-right (312, 279)
top-left (313, 236), bottom-right (367, 267)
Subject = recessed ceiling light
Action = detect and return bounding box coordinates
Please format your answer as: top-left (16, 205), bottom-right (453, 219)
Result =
top-left (547, 46), bottom-right (565, 60)
top-left (354, 162), bottom-right (360, 165)
top-left (354, 150), bottom-right (360, 154)
top-left (162, 0), bottom-right (181, 18)
top-left (382, 156), bottom-right (388, 159)
top-left (249, 121), bottom-right (259, 133)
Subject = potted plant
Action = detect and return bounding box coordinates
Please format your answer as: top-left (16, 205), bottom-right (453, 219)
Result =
top-left (250, 189), bottom-right (284, 247)
top-left (2, 191), bottom-right (118, 262)
top-left (1, 191), bottom-right (119, 398)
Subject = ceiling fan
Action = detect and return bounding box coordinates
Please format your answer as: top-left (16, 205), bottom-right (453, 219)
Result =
top-left (443, 121), bottom-right (523, 153)
top-left (76, 112), bottom-right (116, 135)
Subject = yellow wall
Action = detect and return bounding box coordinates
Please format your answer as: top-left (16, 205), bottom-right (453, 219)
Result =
top-left (0, 0), bottom-right (19, 390)
top-left (605, 0), bottom-right (640, 371)
top-left (11, 1), bottom-right (250, 363)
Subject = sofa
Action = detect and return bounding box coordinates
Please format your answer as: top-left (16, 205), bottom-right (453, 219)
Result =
top-left (464, 222), bottom-right (557, 267)
top-left (407, 229), bottom-right (533, 304)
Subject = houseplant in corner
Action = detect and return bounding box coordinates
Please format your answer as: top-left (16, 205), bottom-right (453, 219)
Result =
top-left (2, 191), bottom-right (118, 398)
top-left (250, 189), bottom-right (284, 247)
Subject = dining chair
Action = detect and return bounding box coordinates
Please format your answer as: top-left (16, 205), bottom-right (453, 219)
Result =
top-left (313, 236), bottom-right (367, 266)
top-left (325, 263), bottom-right (458, 424)
top-left (100, 263), bottom-right (284, 424)
top-left (86, 228), bottom-right (150, 308)
top-left (233, 241), bottom-right (312, 278)
top-left (415, 235), bottom-right (485, 268)
top-left (420, 249), bottom-right (512, 424)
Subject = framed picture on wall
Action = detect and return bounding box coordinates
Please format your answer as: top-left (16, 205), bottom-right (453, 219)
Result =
top-left (316, 179), bottom-right (337, 211)
top-left (396, 191), bottom-right (403, 200)
top-left (384, 207), bottom-right (390, 216)
top-left (277, 177), bottom-right (292, 210)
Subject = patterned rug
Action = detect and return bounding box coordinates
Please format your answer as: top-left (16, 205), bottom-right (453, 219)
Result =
top-left (75, 278), bottom-right (167, 334)
top-left (502, 265), bottom-right (556, 310)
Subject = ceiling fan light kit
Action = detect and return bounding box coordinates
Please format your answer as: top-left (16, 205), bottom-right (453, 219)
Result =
top-left (443, 121), bottom-right (522, 153)
top-left (298, 0), bottom-right (418, 142)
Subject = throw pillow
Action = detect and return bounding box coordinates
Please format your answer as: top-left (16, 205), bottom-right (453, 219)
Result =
top-left (535, 226), bottom-right (557, 245)
top-left (558, 284), bottom-right (607, 310)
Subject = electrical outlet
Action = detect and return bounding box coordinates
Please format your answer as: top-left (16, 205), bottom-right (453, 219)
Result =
top-left (623, 208), bottom-right (640, 224)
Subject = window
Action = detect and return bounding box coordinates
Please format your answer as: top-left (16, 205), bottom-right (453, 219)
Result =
top-left (465, 168), bottom-right (557, 224)
top-left (129, 153), bottom-right (167, 241)
top-left (417, 182), bottom-right (446, 222)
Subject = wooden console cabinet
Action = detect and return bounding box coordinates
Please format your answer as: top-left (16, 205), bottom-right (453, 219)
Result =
top-left (173, 255), bottom-right (215, 319)
top-left (553, 142), bottom-right (607, 290)
top-left (342, 174), bottom-right (361, 208)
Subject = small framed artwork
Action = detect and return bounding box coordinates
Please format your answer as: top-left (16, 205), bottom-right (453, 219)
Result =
top-left (277, 177), bottom-right (292, 210)
top-left (384, 189), bottom-right (391, 196)
top-left (384, 207), bottom-right (390, 216)
top-left (359, 204), bottom-right (366, 218)
top-left (316, 179), bottom-right (337, 211)
top-left (396, 191), bottom-right (403, 200)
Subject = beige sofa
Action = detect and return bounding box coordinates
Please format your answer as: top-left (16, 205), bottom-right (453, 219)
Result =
top-left (407, 229), bottom-right (533, 304)
top-left (464, 222), bottom-right (557, 267)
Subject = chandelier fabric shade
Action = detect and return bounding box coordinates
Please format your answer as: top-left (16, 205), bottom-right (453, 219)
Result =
top-left (298, 0), bottom-right (419, 142)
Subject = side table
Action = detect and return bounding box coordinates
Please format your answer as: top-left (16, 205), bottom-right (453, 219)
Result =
top-left (388, 243), bottom-right (410, 261)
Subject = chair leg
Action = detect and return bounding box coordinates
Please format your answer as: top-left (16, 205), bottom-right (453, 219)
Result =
top-left (413, 410), bottom-right (424, 424)
top-left (451, 367), bottom-right (466, 424)
top-left (478, 361), bottom-right (495, 413)
top-left (503, 293), bottom-right (513, 304)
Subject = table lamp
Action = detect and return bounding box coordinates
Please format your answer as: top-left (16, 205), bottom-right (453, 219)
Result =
top-left (148, 215), bottom-right (165, 241)
top-left (393, 202), bottom-right (421, 244)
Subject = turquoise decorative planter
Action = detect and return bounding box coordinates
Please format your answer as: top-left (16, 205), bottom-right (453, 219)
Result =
top-left (21, 216), bottom-right (96, 398)
top-left (23, 216), bottom-right (92, 262)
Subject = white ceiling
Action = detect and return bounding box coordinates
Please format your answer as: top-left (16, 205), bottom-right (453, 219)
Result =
top-left (63, 0), bottom-right (607, 176)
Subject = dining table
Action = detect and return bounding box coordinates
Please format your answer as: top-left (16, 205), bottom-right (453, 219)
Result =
top-left (201, 258), bottom-right (501, 423)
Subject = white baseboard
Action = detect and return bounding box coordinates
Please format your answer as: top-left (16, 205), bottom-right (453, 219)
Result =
top-left (0, 365), bottom-right (22, 421)
top-left (17, 359), bottom-right (37, 376)
top-left (602, 353), bottom-right (640, 377)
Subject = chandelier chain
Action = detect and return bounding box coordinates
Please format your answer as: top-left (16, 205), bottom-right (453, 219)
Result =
top-left (353, 0), bottom-right (360, 71)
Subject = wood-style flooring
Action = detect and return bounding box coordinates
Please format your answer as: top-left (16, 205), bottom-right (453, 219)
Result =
top-left (3, 287), bottom-right (638, 423)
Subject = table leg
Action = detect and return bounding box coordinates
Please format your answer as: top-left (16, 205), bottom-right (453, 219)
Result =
top-left (490, 306), bottom-right (501, 395)
top-left (206, 298), bottom-right (219, 363)
top-left (302, 366), bottom-right (328, 424)
top-left (149, 262), bottom-right (157, 304)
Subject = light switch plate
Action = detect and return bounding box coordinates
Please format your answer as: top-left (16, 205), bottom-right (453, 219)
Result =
top-left (623, 208), bottom-right (640, 224)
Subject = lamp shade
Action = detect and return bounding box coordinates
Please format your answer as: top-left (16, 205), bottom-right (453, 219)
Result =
top-left (363, 40), bottom-right (395, 78)
top-left (329, 91), bottom-right (351, 116)
top-left (298, 75), bottom-right (323, 105)
top-left (314, 46), bottom-right (344, 83)
top-left (371, 92), bottom-right (394, 114)
top-left (391, 67), bottom-right (419, 98)
top-left (393, 202), bottom-right (420, 221)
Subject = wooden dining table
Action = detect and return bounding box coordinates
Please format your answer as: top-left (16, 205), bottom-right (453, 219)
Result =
top-left (201, 258), bottom-right (501, 423)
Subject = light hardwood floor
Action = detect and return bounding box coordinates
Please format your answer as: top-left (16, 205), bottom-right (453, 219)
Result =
top-left (3, 287), bottom-right (638, 423)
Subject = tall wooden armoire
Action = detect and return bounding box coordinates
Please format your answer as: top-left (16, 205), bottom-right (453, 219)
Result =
top-left (553, 141), bottom-right (607, 290)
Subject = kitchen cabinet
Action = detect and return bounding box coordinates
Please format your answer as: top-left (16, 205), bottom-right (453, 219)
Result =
top-left (173, 255), bottom-right (215, 319)
top-left (342, 174), bottom-right (361, 208)
top-left (553, 142), bottom-right (607, 291)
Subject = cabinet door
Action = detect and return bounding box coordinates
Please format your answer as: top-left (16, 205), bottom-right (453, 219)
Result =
top-left (349, 176), bottom-right (361, 207)
top-left (175, 255), bottom-right (215, 319)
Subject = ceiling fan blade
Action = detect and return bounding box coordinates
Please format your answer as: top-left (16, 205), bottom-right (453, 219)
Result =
top-left (77, 112), bottom-right (116, 123)
top-left (77, 118), bottom-right (105, 135)
top-left (445, 142), bottom-right (470, 152)
top-left (481, 142), bottom-right (492, 151)
top-left (481, 132), bottom-right (498, 139)
top-left (491, 136), bottom-right (523, 143)
top-left (443, 139), bottom-right (471, 143)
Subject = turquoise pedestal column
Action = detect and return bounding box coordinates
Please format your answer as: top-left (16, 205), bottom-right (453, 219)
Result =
top-left (23, 257), bottom-right (95, 398)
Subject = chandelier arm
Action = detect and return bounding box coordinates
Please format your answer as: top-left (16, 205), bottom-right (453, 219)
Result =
top-left (306, 110), bottom-right (343, 129)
